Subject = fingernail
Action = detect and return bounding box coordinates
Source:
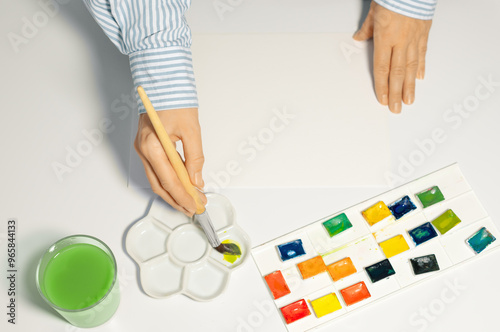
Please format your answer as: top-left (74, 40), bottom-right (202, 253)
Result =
top-left (381, 95), bottom-right (388, 105)
top-left (392, 102), bottom-right (402, 114)
top-left (405, 93), bottom-right (414, 105)
top-left (194, 172), bottom-right (204, 189)
top-left (198, 191), bottom-right (207, 205)
top-left (417, 71), bottom-right (425, 80)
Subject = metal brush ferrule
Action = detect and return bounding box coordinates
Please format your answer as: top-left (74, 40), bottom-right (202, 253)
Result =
top-left (195, 211), bottom-right (221, 248)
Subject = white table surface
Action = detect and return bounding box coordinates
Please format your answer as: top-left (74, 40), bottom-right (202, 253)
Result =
top-left (2, 0), bottom-right (500, 331)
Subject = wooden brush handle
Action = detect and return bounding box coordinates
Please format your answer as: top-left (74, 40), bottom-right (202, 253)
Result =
top-left (137, 86), bottom-right (205, 214)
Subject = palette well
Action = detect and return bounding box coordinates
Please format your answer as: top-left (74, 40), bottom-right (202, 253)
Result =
top-left (264, 271), bottom-right (291, 299)
top-left (362, 201), bottom-right (392, 226)
top-left (280, 299), bottom-right (311, 324)
top-left (278, 240), bottom-right (306, 261)
top-left (339, 281), bottom-right (371, 306)
top-left (297, 256), bottom-right (327, 279)
top-left (410, 254), bottom-right (440, 275)
top-left (327, 257), bottom-right (357, 282)
top-left (379, 235), bottom-right (410, 258)
top-left (365, 259), bottom-right (395, 283)
top-left (322, 213), bottom-right (353, 237)
top-left (416, 186), bottom-right (445, 208)
top-left (408, 222), bottom-right (438, 246)
top-left (310, 293), bottom-right (342, 318)
top-left (467, 227), bottom-right (496, 254)
top-left (252, 164), bottom-right (500, 331)
top-left (432, 209), bottom-right (462, 235)
top-left (388, 195), bottom-right (417, 219)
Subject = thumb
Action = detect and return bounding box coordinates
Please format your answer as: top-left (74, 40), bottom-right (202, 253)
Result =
top-left (353, 12), bottom-right (374, 41)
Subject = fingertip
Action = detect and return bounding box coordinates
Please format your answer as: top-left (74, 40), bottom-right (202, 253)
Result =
top-left (404, 93), bottom-right (415, 105)
top-left (193, 171), bottom-right (204, 189)
top-left (189, 199), bottom-right (198, 216)
top-left (353, 31), bottom-right (368, 42)
top-left (200, 192), bottom-right (208, 206)
top-left (390, 102), bottom-right (402, 114)
top-left (185, 201), bottom-right (196, 216)
top-left (379, 94), bottom-right (388, 106)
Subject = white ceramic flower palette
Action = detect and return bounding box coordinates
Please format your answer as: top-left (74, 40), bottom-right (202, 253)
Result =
top-left (126, 193), bottom-right (250, 301)
top-left (252, 164), bottom-right (499, 331)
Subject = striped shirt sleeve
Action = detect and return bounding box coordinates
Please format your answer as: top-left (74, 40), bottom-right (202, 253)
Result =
top-left (83, 0), bottom-right (198, 113)
top-left (374, 0), bottom-right (437, 20)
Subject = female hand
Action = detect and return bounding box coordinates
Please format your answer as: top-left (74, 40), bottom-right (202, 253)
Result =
top-left (134, 108), bottom-right (206, 216)
top-left (354, 1), bottom-right (432, 113)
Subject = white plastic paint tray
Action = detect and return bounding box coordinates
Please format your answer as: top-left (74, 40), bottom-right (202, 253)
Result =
top-left (126, 193), bottom-right (250, 301)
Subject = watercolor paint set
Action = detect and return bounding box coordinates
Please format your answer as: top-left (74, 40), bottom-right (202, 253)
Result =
top-left (252, 164), bottom-right (499, 331)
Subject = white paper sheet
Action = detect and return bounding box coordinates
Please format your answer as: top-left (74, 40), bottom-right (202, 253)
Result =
top-left (186, 0), bottom-right (371, 34)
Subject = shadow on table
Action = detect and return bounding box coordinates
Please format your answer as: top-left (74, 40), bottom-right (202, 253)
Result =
top-left (121, 193), bottom-right (158, 295)
top-left (358, 0), bottom-right (376, 95)
top-left (358, 0), bottom-right (372, 31)
top-left (52, 0), bottom-right (135, 183)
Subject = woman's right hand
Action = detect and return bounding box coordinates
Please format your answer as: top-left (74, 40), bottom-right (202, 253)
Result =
top-left (134, 108), bottom-right (207, 216)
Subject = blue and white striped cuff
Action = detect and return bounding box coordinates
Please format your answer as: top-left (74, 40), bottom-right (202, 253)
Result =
top-left (129, 46), bottom-right (199, 114)
top-left (374, 0), bottom-right (437, 20)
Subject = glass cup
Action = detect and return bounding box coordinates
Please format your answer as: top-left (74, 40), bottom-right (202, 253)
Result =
top-left (36, 235), bottom-right (120, 328)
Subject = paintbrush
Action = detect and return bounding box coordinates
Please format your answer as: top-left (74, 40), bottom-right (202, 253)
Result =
top-left (137, 86), bottom-right (241, 256)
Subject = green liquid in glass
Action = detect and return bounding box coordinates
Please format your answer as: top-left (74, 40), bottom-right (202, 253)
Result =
top-left (42, 243), bottom-right (115, 310)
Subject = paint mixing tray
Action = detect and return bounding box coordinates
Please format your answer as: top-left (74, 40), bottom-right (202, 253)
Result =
top-left (252, 164), bottom-right (500, 331)
top-left (126, 193), bottom-right (250, 301)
